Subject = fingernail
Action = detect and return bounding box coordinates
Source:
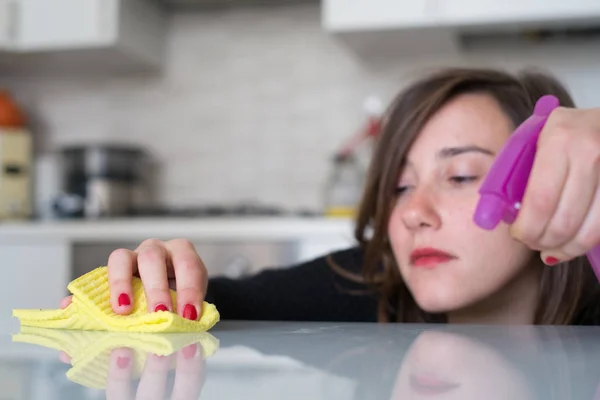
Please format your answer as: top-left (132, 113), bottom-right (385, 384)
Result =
top-left (183, 344), bottom-right (197, 359)
top-left (118, 293), bottom-right (131, 306)
top-left (183, 304), bottom-right (198, 320)
top-left (154, 303), bottom-right (168, 312)
top-left (545, 256), bottom-right (560, 265)
top-left (58, 351), bottom-right (72, 365)
top-left (117, 356), bottom-right (130, 369)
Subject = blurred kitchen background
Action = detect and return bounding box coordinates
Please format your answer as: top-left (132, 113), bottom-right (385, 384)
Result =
top-left (1, 0), bottom-right (600, 326)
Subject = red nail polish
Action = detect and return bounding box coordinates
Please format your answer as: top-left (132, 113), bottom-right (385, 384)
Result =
top-left (118, 293), bottom-right (131, 306)
top-left (154, 303), bottom-right (168, 312)
top-left (183, 304), bottom-right (198, 320)
top-left (545, 256), bottom-right (560, 265)
top-left (117, 356), bottom-right (130, 369)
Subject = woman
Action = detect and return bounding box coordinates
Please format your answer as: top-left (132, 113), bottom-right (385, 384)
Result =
top-left (61, 67), bottom-right (600, 325)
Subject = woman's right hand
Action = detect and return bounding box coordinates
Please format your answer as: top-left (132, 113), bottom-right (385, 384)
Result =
top-left (59, 343), bottom-right (205, 400)
top-left (60, 238), bottom-right (208, 320)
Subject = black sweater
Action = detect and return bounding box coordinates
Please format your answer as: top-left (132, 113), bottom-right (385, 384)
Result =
top-left (205, 246), bottom-right (378, 322)
top-left (205, 246), bottom-right (600, 325)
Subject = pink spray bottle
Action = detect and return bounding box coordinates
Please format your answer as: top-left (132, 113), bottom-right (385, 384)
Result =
top-left (473, 94), bottom-right (600, 282)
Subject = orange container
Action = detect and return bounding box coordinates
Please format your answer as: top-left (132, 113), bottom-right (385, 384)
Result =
top-left (0, 90), bottom-right (26, 128)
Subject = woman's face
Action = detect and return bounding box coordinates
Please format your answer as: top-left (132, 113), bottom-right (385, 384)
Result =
top-left (388, 93), bottom-right (537, 316)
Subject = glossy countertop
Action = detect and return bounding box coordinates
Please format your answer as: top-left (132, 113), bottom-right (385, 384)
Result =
top-left (1, 318), bottom-right (600, 399)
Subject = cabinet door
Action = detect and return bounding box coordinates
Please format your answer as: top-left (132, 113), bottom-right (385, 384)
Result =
top-left (0, 0), bottom-right (16, 49)
top-left (0, 242), bottom-right (71, 334)
top-left (436, 0), bottom-right (600, 25)
top-left (323, 0), bottom-right (435, 31)
top-left (13, 0), bottom-right (117, 51)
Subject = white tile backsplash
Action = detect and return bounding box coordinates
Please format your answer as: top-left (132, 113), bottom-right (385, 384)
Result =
top-left (1, 4), bottom-right (600, 211)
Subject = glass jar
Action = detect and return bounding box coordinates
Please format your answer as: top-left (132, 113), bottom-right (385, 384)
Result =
top-left (324, 153), bottom-right (365, 218)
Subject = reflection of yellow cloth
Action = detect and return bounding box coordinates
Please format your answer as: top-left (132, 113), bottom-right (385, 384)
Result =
top-left (12, 326), bottom-right (219, 389)
top-left (12, 266), bottom-right (220, 332)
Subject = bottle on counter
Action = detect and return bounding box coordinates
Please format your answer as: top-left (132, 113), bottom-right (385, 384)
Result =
top-left (324, 153), bottom-right (365, 218)
top-left (0, 90), bottom-right (33, 220)
top-left (323, 95), bottom-right (384, 218)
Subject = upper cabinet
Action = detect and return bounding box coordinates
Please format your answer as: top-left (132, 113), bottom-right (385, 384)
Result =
top-left (322, 0), bottom-right (435, 31)
top-left (435, 0), bottom-right (600, 26)
top-left (323, 0), bottom-right (600, 31)
top-left (0, 0), bottom-right (167, 74)
top-left (0, 0), bottom-right (14, 50)
top-left (13, 0), bottom-right (116, 51)
top-left (322, 0), bottom-right (600, 57)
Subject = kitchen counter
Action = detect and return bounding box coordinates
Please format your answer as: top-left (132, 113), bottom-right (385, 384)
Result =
top-left (0, 216), bottom-right (355, 242)
top-left (1, 320), bottom-right (600, 399)
top-left (0, 217), bottom-right (358, 335)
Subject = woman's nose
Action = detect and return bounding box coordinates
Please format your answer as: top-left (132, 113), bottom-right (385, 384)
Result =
top-left (400, 188), bottom-right (442, 231)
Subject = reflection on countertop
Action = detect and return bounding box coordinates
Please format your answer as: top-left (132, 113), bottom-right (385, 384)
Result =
top-left (1, 321), bottom-right (600, 400)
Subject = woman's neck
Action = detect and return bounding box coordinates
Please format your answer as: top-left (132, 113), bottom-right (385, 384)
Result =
top-left (448, 263), bottom-right (542, 325)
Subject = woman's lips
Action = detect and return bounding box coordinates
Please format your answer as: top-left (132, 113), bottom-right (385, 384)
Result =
top-left (410, 247), bottom-right (457, 268)
top-left (410, 373), bottom-right (460, 396)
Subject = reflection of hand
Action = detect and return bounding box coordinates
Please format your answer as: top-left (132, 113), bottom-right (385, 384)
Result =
top-left (391, 330), bottom-right (534, 400)
top-left (59, 343), bottom-right (205, 400)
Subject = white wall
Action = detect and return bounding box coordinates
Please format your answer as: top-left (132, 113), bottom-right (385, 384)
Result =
top-left (1, 4), bottom-right (600, 211)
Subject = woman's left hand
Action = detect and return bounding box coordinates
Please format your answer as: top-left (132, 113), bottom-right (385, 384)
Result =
top-left (510, 106), bottom-right (600, 265)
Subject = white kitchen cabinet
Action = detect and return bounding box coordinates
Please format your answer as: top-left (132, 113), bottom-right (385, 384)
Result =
top-left (323, 0), bottom-right (600, 32)
top-left (435, 0), bottom-right (600, 26)
top-left (321, 0), bottom-right (600, 59)
top-left (0, 0), bottom-right (14, 50)
top-left (12, 0), bottom-right (116, 51)
top-left (0, 0), bottom-right (167, 74)
top-left (321, 0), bottom-right (456, 59)
top-left (322, 0), bottom-right (436, 31)
top-left (0, 241), bottom-right (71, 333)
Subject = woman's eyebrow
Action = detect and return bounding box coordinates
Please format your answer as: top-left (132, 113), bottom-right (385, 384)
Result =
top-left (438, 145), bottom-right (495, 158)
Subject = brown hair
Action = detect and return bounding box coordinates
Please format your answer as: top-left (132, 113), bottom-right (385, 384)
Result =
top-left (341, 67), bottom-right (598, 324)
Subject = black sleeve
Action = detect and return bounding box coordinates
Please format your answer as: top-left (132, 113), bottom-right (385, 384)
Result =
top-left (204, 246), bottom-right (378, 322)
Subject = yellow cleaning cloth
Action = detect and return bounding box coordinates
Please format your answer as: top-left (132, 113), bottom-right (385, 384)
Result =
top-left (12, 266), bottom-right (220, 332)
top-left (12, 326), bottom-right (219, 389)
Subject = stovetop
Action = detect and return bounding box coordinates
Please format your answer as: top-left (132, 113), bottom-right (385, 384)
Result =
top-left (128, 204), bottom-right (323, 218)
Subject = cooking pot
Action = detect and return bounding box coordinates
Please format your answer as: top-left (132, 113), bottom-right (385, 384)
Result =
top-left (54, 144), bottom-right (153, 218)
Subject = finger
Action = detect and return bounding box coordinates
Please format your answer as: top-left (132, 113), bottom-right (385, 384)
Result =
top-left (510, 133), bottom-right (569, 249)
top-left (165, 239), bottom-right (207, 320)
top-left (58, 351), bottom-right (72, 364)
top-left (59, 295), bottom-right (73, 309)
top-left (108, 249), bottom-right (138, 315)
top-left (136, 353), bottom-right (173, 400)
top-left (106, 347), bottom-right (134, 400)
top-left (542, 182), bottom-right (600, 264)
top-left (136, 239), bottom-right (173, 313)
top-left (536, 150), bottom-right (598, 252)
top-left (171, 344), bottom-right (205, 400)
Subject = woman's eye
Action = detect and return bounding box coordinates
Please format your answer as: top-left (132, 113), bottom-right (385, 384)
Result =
top-left (450, 176), bottom-right (477, 184)
top-left (394, 186), bottom-right (409, 196)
